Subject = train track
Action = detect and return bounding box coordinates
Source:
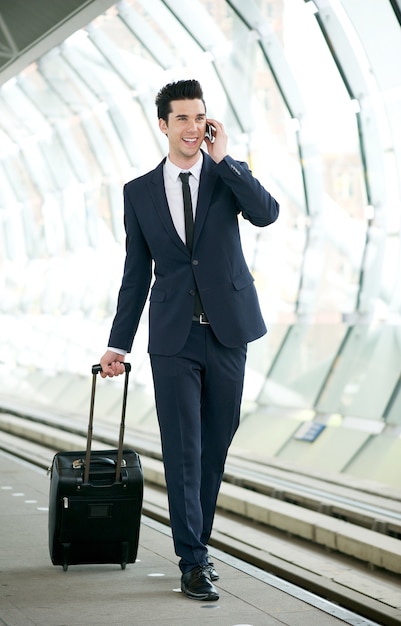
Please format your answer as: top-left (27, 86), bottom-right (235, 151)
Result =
top-left (1, 405), bottom-right (401, 625)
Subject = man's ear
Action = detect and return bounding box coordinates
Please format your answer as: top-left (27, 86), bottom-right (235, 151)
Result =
top-left (159, 118), bottom-right (168, 135)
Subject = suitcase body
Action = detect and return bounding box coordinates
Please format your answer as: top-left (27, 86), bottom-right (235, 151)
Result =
top-left (48, 364), bottom-right (143, 571)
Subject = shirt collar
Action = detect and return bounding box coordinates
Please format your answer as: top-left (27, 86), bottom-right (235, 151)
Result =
top-left (165, 152), bottom-right (203, 183)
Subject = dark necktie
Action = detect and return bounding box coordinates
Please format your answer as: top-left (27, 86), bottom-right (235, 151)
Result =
top-left (179, 172), bottom-right (193, 252)
top-left (179, 171), bottom-right (203, 317)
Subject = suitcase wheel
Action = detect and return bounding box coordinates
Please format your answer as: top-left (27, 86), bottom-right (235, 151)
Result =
top-left (121, 542), bottom-right (128, 570)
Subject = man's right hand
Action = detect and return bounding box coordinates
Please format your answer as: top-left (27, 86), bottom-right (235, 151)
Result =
top-left (99, 351), bottom-right (126, 378)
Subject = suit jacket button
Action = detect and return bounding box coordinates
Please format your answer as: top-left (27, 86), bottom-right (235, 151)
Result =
top-left (192, 259), bottom-right (199, 265)
top-left (189, 290), bottom-right (195, 296)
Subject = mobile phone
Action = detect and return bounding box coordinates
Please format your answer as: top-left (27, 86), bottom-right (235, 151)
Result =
top-left (205, 122), bottom-right (214, 142)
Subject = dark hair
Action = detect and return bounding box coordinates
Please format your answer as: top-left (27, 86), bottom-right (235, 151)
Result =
top-left (155, 80), bottom-right (206, 121)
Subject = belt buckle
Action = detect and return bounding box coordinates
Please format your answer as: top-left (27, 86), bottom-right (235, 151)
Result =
top-left (199, 313), bottom-right (210, 325)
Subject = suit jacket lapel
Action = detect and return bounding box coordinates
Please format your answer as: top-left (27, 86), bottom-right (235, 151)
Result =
top-left (194, 152), bottom-right (218, 245)
top-left (148, 159), bottom-right (189, 253)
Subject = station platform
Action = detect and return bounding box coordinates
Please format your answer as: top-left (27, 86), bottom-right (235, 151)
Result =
top-left (0, 451), bottom-right (384, 626)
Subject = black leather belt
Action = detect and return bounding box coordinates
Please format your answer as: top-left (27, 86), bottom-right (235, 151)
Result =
top-left (192, 313), bottom-right (210, 325)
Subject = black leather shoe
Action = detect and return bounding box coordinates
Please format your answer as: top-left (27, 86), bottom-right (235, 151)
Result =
top-left (181, 566), bottom-right (219, 601)
top-left (206, 559), bottom-right (219, 581)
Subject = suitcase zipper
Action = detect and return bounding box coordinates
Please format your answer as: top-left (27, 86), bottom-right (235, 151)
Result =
top-left (72, 458), bottom-right (127, 469)
top-left (63, 497), bottom-right (69, 509)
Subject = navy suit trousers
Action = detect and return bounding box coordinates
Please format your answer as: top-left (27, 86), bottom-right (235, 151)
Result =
top-left (150, 321), bottom-right (247, 573)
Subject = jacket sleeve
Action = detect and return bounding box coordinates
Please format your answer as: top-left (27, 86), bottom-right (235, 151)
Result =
top-left (216, 155), bottom-right (279, 227)
top-left (107, 185), bottom-right (152, 352)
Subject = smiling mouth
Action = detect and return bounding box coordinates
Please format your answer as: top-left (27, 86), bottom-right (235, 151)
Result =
top-left (183, 138), bottom-right (198, 144)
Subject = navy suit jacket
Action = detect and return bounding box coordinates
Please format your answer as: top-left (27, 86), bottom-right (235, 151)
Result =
top-left (108, 151), bottom-right (279, 355)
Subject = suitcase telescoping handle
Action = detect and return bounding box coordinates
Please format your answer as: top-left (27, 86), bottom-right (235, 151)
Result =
top-left (84, 363), bottom-right (131, 484)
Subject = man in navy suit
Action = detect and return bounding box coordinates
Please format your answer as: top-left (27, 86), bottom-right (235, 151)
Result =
top-left (100, 80), bottom-right (279, 601)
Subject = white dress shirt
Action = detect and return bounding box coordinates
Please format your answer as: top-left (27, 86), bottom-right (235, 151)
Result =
top-left (109, 153), bottom-right (203, 355)
top-left (163, 153), bottom-right (202, 244)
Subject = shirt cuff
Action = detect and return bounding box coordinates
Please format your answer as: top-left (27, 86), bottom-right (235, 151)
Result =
top-left (108, 347), bottom-right (127, 356)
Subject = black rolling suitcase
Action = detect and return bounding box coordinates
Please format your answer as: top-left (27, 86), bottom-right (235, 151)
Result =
top-left (48, 363), bottom-right (143, 571)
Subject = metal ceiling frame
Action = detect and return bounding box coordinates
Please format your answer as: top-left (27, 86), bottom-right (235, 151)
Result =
top-left (0, 0), bottom-right (115, 87)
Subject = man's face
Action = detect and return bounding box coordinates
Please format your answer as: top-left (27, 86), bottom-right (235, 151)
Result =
top-left (159, 98), bottom-right (207, 166)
